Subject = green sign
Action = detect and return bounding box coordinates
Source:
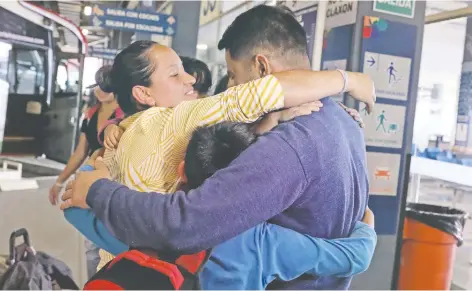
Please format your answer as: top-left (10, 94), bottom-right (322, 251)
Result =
top-left (373, 0), bottom-right (415, 18)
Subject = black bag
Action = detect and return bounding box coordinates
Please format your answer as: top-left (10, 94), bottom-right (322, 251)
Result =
top-left (0, 228), bottom-right (79, 290)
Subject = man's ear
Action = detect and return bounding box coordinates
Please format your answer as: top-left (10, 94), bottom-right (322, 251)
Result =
top-left (254, 54), bottom-right (272, 77)
top-left (132, 85), bottom-right (156, 107)
top-left (177, 161), bottom-right (188, 183)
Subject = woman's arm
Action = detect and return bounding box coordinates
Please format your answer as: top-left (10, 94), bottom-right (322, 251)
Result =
top-left (274, 70), bottom-right (374, 112)
top-left (49, 133), bottom-right (89, 205)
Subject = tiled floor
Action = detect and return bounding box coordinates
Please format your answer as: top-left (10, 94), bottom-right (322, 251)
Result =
top-left (0, 178), bottom-right (87, 287)
top-left (409, 178), bottom-right (472, 290)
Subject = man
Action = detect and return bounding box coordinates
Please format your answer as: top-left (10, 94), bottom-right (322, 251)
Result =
top-left (63, 5), bottom-right (372, 289)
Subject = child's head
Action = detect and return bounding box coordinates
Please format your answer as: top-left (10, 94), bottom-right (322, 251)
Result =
top-left (179, 122), bottom-right (257, 189)
top-left (180, 56), bottom-right (212, 98)
top-left (110, 41), bottom-right (198, 115)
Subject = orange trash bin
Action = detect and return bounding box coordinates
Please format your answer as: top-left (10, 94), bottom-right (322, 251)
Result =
top-left (398, 203), bottom-right (468, 290)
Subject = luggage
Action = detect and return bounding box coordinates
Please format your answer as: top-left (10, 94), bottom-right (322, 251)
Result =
top-left (84, 249), bottom-right (211, 290)
top-left (0, 228), bottom-right (79, 290)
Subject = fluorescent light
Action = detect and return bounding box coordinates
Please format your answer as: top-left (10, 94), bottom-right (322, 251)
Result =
top-left (82, 28), bottom-right (89, 35)
top-left (83, 6), bottom-right (92, 16)
top-left (197, 43), bottom-right (208, 50)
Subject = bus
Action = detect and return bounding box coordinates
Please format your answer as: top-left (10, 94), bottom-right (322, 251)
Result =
top-left (0, 0), bottom-right (87, 163)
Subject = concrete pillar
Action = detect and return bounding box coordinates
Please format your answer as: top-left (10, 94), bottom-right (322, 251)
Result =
top-left (455, 18), bottom-right (472, 155)
top-left (344, 1), bottom-right (426, 289)
top-left (171, 1), bottom-right (201, 57)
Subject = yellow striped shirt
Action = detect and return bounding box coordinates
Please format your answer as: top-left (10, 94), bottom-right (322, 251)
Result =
top-left (97, 75), bottom-right (284, 270)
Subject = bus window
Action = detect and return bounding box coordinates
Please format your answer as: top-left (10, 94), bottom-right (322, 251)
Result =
top-left (55, 59), bottom-right (79, 95)
top-left (8, 48), bottom-right (46, 95)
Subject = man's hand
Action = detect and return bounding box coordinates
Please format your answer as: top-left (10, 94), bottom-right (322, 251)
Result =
top-left (346, 72), bottom-right (376, 114)
top-left (254, 101), bottom-right (323, 134)
top-left (338, 103), bottom-right (365, 128)
top-left (104, 124), bottom-right (123, 150)
top-left (362, 207), bottom-right (375, 228)
top-left (60, 157), bottom-right (111, 210)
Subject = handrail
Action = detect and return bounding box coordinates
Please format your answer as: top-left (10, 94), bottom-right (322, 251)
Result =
top-left (425, 7), bottom-right (472, 25)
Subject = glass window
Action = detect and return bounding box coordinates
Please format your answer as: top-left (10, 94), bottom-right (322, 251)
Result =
top-left (8, 49), bottom-right (46, 95)
top-left (415, 18), bottom-right (466, 149)
top-left (55, 59), bottom-right (79, 95)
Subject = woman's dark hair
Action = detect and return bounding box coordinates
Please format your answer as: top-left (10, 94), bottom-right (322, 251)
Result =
top-left (95, 65), bottom-right (113, 93)
top-left (111, 40), bottom-right (158, 116)
top-left (214, 75), bottom-right (229, 95)
top-left (181, 56), bottom-right (212, 95)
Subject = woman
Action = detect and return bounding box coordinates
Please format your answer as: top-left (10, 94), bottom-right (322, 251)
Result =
top-left (48, 65), bottom-right (123, 204)
top-left (180, 56), bottom-right (212, 98)
top-left (48, 65), bottom-right (123, 278)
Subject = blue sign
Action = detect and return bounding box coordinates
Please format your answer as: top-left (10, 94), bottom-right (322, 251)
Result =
top-left (88, 47), bottom-right (120, 60)
top-left (361, 17), bottom-right (417, 235)
top-left (91, 5), bottom-right (177, 36)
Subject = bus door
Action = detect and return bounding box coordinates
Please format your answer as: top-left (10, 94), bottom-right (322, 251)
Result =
top-left (42, 51), bottom-right (84, 163)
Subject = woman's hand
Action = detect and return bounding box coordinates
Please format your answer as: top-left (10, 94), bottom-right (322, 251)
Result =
top-left (104, 124), bottom-right (124, 150)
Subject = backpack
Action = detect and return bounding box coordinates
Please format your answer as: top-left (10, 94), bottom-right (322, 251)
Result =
top-left (0, 229), bottom-right (78, 290)
top-left (87, 104), bottom-right (125, 122)
top-left (83, 249), bottom-right (210, 290)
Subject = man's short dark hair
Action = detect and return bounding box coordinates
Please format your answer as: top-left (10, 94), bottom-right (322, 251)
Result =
top-left (181, 56), bottom-right (212, 95)
top-left (217, 5), bottom-right (307, 60)
top-left (185, 122), bottom-right (256, 189)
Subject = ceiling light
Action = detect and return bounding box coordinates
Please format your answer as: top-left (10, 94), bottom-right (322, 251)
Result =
top-left (83, 6), bottom-right (92, 16)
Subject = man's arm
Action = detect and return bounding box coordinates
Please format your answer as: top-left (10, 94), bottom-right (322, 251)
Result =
top-left (86, 133), bottom-right (308, 253)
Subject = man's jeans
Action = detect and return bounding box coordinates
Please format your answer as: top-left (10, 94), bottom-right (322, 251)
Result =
top-left (84, 238), bottom-right (100, 279)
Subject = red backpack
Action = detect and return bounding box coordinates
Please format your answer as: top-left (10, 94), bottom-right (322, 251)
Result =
top-left (83, 249), bottom-right (210, 290)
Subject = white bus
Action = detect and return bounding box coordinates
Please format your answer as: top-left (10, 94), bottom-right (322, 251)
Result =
top-left (0, 1), bottom-right (87, 163)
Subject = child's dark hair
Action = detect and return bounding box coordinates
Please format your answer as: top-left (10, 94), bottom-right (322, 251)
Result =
top-left (184, 122), bottom-right (256, 189)
top-left (110, 40), bottom-right (157, 116)
top-left (181, 56), bottom-right (212, 95)
top-left (214, 75), bottom-right (229, 95)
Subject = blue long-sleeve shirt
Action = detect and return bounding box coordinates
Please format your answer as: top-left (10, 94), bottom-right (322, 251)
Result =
top-left (65, 207), bottom-right (376, 290)
top-left (86, 99), bottom-right (369, 289)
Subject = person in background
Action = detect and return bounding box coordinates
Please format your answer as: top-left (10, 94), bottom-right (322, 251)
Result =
top-left (213, 74), bottom-right (229, 95)
top-left (181, 56), bottom-right (212, 98)
top-left (48, 65), bottom-right (124, 279)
